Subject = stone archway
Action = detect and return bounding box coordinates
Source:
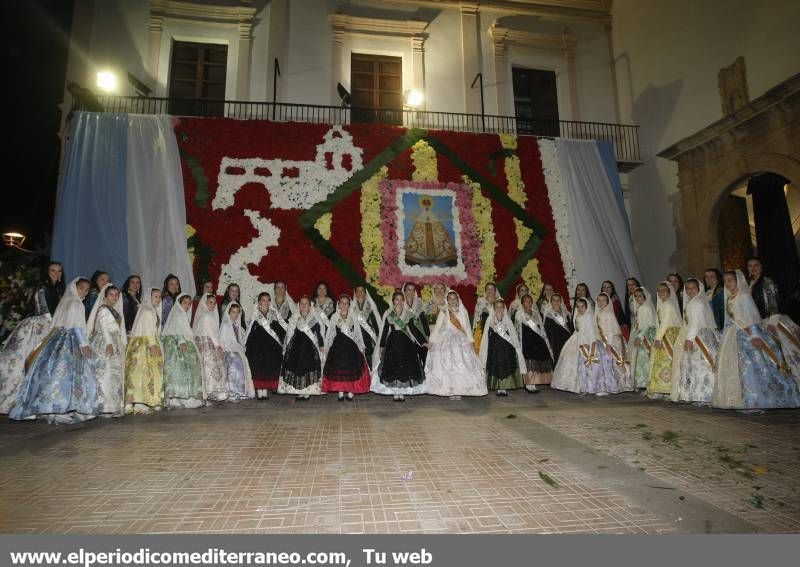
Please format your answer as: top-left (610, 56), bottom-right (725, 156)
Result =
top-left (659, 72), bottom-right (800, 276)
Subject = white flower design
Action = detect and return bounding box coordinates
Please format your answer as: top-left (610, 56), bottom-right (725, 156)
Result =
top-left (538, 138), bottom-right (577, 294)
top-left (213, 126), bottom-right (364, 210)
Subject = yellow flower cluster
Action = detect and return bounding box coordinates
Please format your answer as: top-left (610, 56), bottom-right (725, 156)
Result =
top-left (314, 212), bottom-right (333, 241)
top-left (499, 134), bottom-right (543, 298)
top-left (411, 140), bottom-right (438, 182)
top-left (360, 166), bottom-right (393, 302)
top-left (463, 175), bottom-right (496, 290)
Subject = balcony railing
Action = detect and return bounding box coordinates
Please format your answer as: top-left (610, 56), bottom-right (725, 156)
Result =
top-left (71, 95), bottom-right (641, 169)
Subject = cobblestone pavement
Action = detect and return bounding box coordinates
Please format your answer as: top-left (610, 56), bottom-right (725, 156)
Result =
top-left (0, 389), bottom-right (797, 534)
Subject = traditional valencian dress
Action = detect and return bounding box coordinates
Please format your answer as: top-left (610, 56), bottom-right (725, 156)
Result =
top-left (480, 307), bottom-right (526, 392)
top-left (543, 298), bottom-right (573, 364)
top-left (371, 305), bottom-right (427, 396)
top-left (765, 313), bottom-right (800, 383)
top-left (404, 287), bottom-right (430, 363)
top-left (278, 308), bottom-right (326, 396)
top-left (220, 302), bottom-right (254, 401)
top-left (671, 284), bottom-right (721, 404)
top-left (0, 283), bottom-right (57, 413)
top-left (551, 303), bottom-right (619, 395)
top-left (11, 278), bottom-right (97, 423)
top-left (596, 293), bottom-right (633, 392)
top-left (193, 294), bottom-right (228, 401)
top-left (713, 270), bottom-right (800, 410)
top-left (245, 304), bottom-right (286, 395)
top-left (515, 304), bottom-right (554, 386)
top-left (321, 307), bottom-right (371, 395)
top-left (125, 289), bottom-right (165, 413)
top-left (472, 291), bottom-right (499, 354)
top-left (314, 296), bottom-right (335, 319)
top-left (507, 284), bottom-right (528, 322)
top-left (425, 293), bottom-right (487, 397)
top-left (627, 288), bottom-right (657, 389)
top-left (162, 293), bottom-right (205, 409)
top-left (646, 283), bottom-right (683, 398)
top-left (424, 291), bottom-right (447, 328)
top-left (87, 284), bottom-right (126, 417)
top-left (351, 291), bottom-right (382, 372)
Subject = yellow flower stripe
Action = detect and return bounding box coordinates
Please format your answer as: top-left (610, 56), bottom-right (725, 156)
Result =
top-left (314, 212), bottom-right (332, 241)
top-left (360, 166), bottom-right (393, 302)
top-left (499, 134), bottom-right (543, 298)
top-left (186, 224), bottom-right (197, 266)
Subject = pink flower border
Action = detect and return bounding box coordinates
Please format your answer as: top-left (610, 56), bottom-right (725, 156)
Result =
top-left (378, 180), bottom-right (481, 288)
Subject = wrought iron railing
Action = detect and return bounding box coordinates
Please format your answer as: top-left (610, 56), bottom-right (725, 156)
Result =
top-left (71, 95), bottom-right (641, 165)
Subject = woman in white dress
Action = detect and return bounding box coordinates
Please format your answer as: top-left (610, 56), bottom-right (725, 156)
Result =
top-left (671, 278), bottom-right (721, 404)
top-left (87, 283), bottom-right (126, 417)
top-left (193, 293), bottom-right (228, 402)
top-left (0, 261), bottom-right (62, 414)
top-left (426, 290), bottom-right (487, 398)
top-left (713, 270), bottom-right (800, 410)
top-left (11, 278), bottom-right (96, 424)
top-left (551, 298), bottom-right (619, 395)
top-left (628, 287), bottom-right (657, 389)
top-left (162, 293), bottom-right (205, 409)
top-left (219, 302), bottom-right (254, 401)
top-left (424, 282), bottom-right (448, 328)
top-left (124, 288), bottom-right (165, 414)
top-left (596, 292), bottom-right (633, 392)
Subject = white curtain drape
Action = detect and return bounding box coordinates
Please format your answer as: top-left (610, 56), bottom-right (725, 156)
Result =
top-left (126, 115), bottom-right (196, 298)
top-left (556, 139), bottom-right (641, 294)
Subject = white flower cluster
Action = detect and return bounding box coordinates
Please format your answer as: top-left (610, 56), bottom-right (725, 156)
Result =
top-left (213, 126), bottom-right (364, 211)
top-left (537, 138), bottom-right (577, 294)
top-left (216, 209), bottom-right (281, 306)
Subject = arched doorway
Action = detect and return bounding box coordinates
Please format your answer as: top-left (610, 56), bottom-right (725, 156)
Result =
top-left (717, 172), bottom-right (800, 318)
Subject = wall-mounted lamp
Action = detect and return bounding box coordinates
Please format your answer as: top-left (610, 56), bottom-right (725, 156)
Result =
top-left (403, 89), bottom-right (424, 108)
top-left (3, 232), bottom-right (32, 252)
top-left (96, 70), bottom-right (118, 93)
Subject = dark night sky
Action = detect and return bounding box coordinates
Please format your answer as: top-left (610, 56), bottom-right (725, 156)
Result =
top-left (2, 0), bottom-right (74, 250)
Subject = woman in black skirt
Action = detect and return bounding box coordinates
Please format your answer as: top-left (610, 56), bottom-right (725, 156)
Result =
top-left (321, 295), bottom-right (371, 401)
top-left (245, 292), bottom-right (286, 400)
top-left (543, 293), bottom-right (573, 364)
top-left (479, 300), bottom-right (526, 396)
top-left (278, 296), bottom-right (326, 400)
top-left (515, 293), bottom-right (554, 389)
top-left (371, 291), bottom-right (427, 401)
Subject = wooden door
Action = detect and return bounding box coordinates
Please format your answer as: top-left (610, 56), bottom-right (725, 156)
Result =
top-left (350, 53), bottom-right (403, 124)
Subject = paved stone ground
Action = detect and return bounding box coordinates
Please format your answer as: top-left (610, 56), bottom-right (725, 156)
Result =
top-left (0, 389), bottom-right (798, 534)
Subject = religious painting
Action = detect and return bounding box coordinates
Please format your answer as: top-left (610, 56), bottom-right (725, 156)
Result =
top-left (401, 192), bottom-right (458, 268)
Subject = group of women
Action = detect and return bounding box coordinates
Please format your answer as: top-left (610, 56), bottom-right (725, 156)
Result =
top-left (0, 255), bottom-right (798, 423)
top-left (551, 258), bottom-right (800, 411)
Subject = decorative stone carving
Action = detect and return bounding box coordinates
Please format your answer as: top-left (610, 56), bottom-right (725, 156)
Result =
top-left (718, 57), bottom-right (750, 116)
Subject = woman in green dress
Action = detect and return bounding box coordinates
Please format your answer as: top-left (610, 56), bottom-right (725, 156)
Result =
top-left (162, 293), bottom-right (205, 409)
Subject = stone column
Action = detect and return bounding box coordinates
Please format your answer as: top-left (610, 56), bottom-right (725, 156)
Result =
top-left (236, 21), bottom-right (253, 100)
top-left (148, 15), bottom-right (163, 92)
top-left (565, 32), bottom-right (580, 121)
top-left (460, 2), bottom-right (481, 114)
top-left (490, 26), bottom-right (510, 116)
top-left (331, 29), bottom-right (345, 105)
top-left (411, 35), bottom-right (426, 109)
